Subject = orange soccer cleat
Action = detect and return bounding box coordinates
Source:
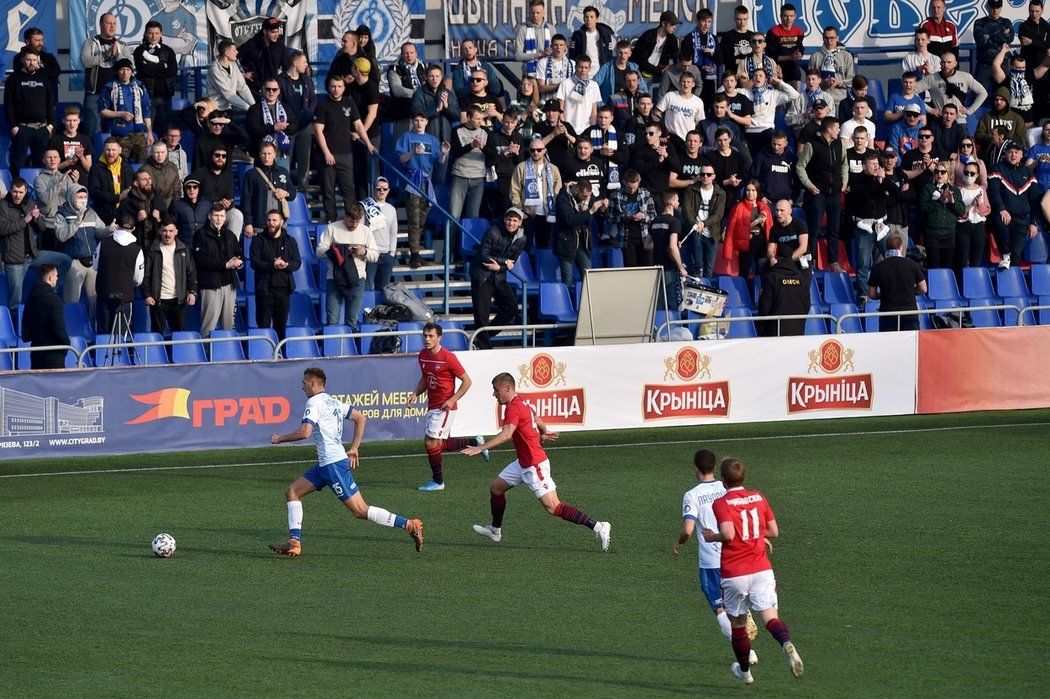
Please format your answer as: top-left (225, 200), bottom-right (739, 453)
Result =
top-left (406, 519), bottom-right (424, 553)
top-left (269, 538), bottom-right (302, 557)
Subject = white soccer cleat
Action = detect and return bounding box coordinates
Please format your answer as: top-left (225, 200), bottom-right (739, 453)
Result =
top-left (472, 524), bottom-right (501, 542)
top-left (731, 662), bottom-right (754, 685)
top-left (418, 480), bottom-right (446, 491)
top-left (594, 521), bottom-right (611, 551)
top-left (474, 435), bottom-right (490, 462)
top-left (783, 641), bottom-right (804, 678)
top-left (749, 648), bottom-right (759, 665)
top-left (746, 611), bottom-right (759, 641)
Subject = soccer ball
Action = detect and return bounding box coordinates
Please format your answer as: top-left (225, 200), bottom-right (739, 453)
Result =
top-left (151, 533), bottom-right (177, 558)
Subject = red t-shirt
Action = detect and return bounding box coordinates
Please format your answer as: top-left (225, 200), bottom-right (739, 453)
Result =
top-left (712, 487), bottom-right (776, 578)
top-left (418, 346), bottom-right (465, 410)
top-left (503, 395), bottom-right (547, 467)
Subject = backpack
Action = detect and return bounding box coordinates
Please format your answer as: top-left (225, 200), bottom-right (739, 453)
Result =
top-left (368, 321), bottom-right (402, 354)
top-left (383, 281), bottom-right (435, 322)
top-left (365, 303), bottom-right (414, 323)
top-left (327, 243), bottom-right (360, 293)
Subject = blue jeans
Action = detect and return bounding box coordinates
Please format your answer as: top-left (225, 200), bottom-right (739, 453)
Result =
top-left (853, 226), bottom-right (885, 295)
top-left (687, 233), bottom-right (717, 278)
top-left (6, 251), bottom-right (73, 311)
top-left (559, 248), bottom-right (591, 288)
top-left (366, 253), bottom-right (395, 291)
top-left (662, 269), bottom-right (683, 310)
top-left (325, 277), bottom-right (366, 331)
top-left (449, 175), bottom-right (484, 220)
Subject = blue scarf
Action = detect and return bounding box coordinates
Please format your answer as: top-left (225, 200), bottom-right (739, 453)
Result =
top-left (691, 30), bottom-right (717, 75)
top-left (745, 54), bottom-right (775, 80)
top-left (544, 56), bottom-right (574, 83)
top-left (590, 125), bottom-right (620, 190)
top-left (524, 145), bottom-right (556, 219)
top-left (524, 23), bottom-right (552, 76)
top-left (571, 75), bottom-right (592, 98)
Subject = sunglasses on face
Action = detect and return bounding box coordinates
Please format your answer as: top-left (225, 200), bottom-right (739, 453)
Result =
top-left (935, 169), bottom-right (948, 174)
top-left (919, 135), bottom-right (932, 139)
top-left (964, 170), bottom-right (978, 176)
top-left (375, 187), bottom-right (389, 192)
top-left (530, 148), bottom-right (545, 153)
top-left (214, 153), bottom-right (228, 159)
top-left (700, 172), bottom-right (715, 177)
top-left (264, 87), bottom-right (279, 92)
top-left (961, 142), bottom-right (974, 148)
top-left (472, 77), bottom-right (486, 82)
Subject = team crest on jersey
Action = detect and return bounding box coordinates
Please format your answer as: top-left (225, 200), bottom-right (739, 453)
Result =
top-left (788, 340), bottom-right (873, 413)
top-left (643, 348), bottom-right (729, 420)
top-left (515, 353), bottom-right (584, 425)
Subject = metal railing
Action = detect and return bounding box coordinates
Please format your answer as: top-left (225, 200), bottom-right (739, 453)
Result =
top-left (273, 328), bottom-right (471, 358)
top-left (836, 304), bottom-right (1024, 332)
top-left (78, 333), bottom-right (278, 368)
top-left (656, 313), bottom-right (838, 339)
top-left (0, 343), bottom-right (78, 370)
top-left (468, 322), bottom-right (577, 350)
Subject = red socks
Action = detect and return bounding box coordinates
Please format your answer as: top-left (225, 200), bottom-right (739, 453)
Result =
top-left (731, 626), bottom-right (752, 671)
top-left (425, 443), bottom-right (443, 484)
top-left (490, 493), bottom-right (506, 527)
top-left (553, 502), bottom-right (597, 529)
top-left (766, 618), bottom-right (792, 646)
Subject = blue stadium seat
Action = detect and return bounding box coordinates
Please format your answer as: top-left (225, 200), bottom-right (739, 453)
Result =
top-left (967, 300), bottom-right (1003, 327)
top-left (831, 303), bottom-right (863, 334)
top-left (862, 299), bottom-right (881, 332)
top-left (995, 267), bottom-right (1035, 325)
top-left (244, 237), bottom-right (255, 293)
top-left (539, 283), bottom-right (577, 322)
top-left (359, 323), bottom-right (386, 355)
top-left (63, 302), bottom-right (92, 339)
top-left (284, 327), bottom-right (320, 358)
top-left (364, 289), bottom-right (383, 309)
top-left (867, 78), bottom-right (886, 113)
top-left (172, 331), bottom-right (207, 364)
top-left (210, 329), bottom-right (245, 362)
top-left (67, 335), bottom-right (90, 368)
top-left (1028, 264), bottom-right (1050, 324)
top-left (291, 263), bottom-right (319, 303)
top-left (401, 321), bottom-right (425, 353)
top-left (822, 271), bottom-right (856, 305)
top-left (0, 341), bottom-right (15, 371)
top-left (1025, 228), bottom-right (1049, 264)
top-left (915, 297), bottom-right (935, 329)
top-left (0, 169), bottom-right (11, 192)
top-left (805, 306), bottom-right (828, 335)
top-left (248, 328), bottom-right (278, 359)
top-left (92, 132), bottom-right (110, 156)
top-left (592, 246), bottom-right (625, 268)
top-left (322, 324), bottom-right (357, 357)
top-left (132, 299), bottom-right (151, 333)
top-left (0, 306), bottom-right (16, 345)
top-left (441, 320), bottom-right (469, 351)
top-left (926, 268), bottom-right (967, 309)
top-left (809, 274), bottom-right (828, 313)
top-left (15, 341), bottom-right (32, 370)
top-left (653, 310), bottom-right (680, 338)
top-left (171, 97), bottom-right (190, 112)
top-left (93, 334), bottom-right (132, 366)
top-left (506, 250), bottom-right (536, 287)
top-left (286, 225), bottom-right (317, 266)
top-left (133, 332), bottom-right (169, 365)
top-left (289, 293), bottom-right (321, 329)
top-left (288, 193), bottom-right (311, 227)
top-left (961, 267), bottom-right (998, 302)
top-left (717, 275), bottom-right (753, 309)
top-left (724, 308), bottom-right (757, 338)
top-left (535, 249), bottom-right (561, 283)
top-left (459, 218), bottom-right (489, 259)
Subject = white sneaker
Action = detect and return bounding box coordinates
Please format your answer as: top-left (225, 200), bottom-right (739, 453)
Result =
top-left (783, 641), bottom-right (804, 678)
top-left (594, 521), bottom-right (611, 551)
top-left (999, 254), bottom-right (1011, 270)
top-left (474, 436), bottom-right (490, 462)
top-left (472, 524), bottom-right (501, 542)
top-left (731, 662), bottom-right (754, 685)
top-left (749, 648), bottom-right (759, 665)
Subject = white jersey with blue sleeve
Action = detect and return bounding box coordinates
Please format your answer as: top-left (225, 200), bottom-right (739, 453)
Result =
top-left (682, 479), bottom-right (727, 569)
top-left (303, 392), bottom-right (353, 466)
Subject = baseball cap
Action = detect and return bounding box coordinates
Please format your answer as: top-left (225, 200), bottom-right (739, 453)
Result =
top-left (987, 0), bottom-right (1003, 7)
top-left (263, 17), bottom-right (281, 31)
top-left (903, 103), bottom-right (922, 115)
top-left (812, 98), bottom-right (829, 109)
top-left (505, 207), bottom-right (525, 219)
top-left (114, 58), bottom-right (133, 71)
top-left (1005, 140), bottom-right (1024, 151)
top-left (543, 98), bottom-right (562, 112)
top-left (354, 57), bottom-right (371, 75)
top-left (659, 10), bottom-right (680, 25)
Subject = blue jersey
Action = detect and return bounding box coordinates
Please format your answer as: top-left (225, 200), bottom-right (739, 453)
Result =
top-left (1026, 143), bottom-right (1050, 190)
top-left (302, 392), bottom-right (353, 466)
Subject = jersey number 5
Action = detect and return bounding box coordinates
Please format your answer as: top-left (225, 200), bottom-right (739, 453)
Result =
top-left (738, 508), bottom-right (760, 541)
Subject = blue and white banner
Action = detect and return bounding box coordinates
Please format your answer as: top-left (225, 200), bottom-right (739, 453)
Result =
top-left (0, 355), bottom-right (426, 460)
top-left (314, 0), bottom-right (426, 70)
top-left (443, 0), bottom-right (712, 61)
top-left (748, 0), bottom-right (1032, 51)
top-left (69, 0), bottom-right (211, 89)
top-left (1, 0), bottom-right (57, 72)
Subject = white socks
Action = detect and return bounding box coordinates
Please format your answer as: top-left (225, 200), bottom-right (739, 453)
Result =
top-left (367, 506), bottom-right (397, 527)
top-left (717, 611), bottom-right (732, 639)
top-left (288, 500), bottom-right (303, 532)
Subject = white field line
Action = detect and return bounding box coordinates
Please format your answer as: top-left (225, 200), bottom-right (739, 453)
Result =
top-left (1, 420), bottom-right (1046, 480)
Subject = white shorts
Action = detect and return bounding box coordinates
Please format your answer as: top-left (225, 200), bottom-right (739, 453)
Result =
top-left (424, 409), bottom-right (455, 439)
top-left (497, 459), bottom-right (557, 499)
top-left (721, 569), bottom-right (779, 617)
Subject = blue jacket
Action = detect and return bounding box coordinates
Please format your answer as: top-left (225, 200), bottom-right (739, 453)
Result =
top-left (593, 60), bottom-right (647, 105)
top-left (98, 79), bottom-right (152, 135)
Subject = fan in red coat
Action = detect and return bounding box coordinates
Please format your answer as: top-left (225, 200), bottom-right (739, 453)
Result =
top-left (724, 179), bottom-right (773, 278)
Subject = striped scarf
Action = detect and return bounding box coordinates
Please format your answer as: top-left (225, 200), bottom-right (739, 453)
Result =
top-left (524, 23), bottom-right (552, 76)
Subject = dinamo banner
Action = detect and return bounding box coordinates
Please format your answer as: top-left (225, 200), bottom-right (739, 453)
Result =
top-left (314, 0), bottom-right (426, 69)
top-left (0, 0), bottom-right (57, 73)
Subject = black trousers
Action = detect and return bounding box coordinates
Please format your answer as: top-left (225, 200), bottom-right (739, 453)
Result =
top-left (150, 298), bottom-right (186, 335)
top-left (623, 230), bottom-right (653, 267)
top-left (471, 275), bottom-right (518, 349)
top-left (321, 152), bottom-right (356, 223)
top-left (736, 234), bottom-right (769, 279)
top-left (954, 221), bottom-right (986, 270)
top-left (30, 348), bottom-right (66, 370)
top-left (256, 292), bottom-right (291, 340)
top-left (925, 233), bottom-right (955, 270)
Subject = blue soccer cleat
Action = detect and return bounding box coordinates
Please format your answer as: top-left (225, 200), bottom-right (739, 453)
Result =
top-left (418, 480), bottom-right (446, 491)
top-left (474, 436), bottom-right (490, 462)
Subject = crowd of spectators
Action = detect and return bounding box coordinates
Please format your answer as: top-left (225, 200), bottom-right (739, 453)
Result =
top-left (3, 0), bottom-right (1050, 366)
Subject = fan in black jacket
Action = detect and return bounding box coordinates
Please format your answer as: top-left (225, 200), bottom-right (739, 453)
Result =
top-left (249, 212), bottom-right (302, 340)
top-left (189, 146), bottom-right (244, 238)
top-left (470, 209), bottom-right (527, 350)
top-left (142, 218), bottom-right (198, 334)
top-left (86, 138), bottom-right (134, 225)
top-left (133, 23), bottom-right (178, 132)
top-left (21, 264), bottom-right (70, 369)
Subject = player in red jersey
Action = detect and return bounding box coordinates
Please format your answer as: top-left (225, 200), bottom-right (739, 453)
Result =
top-left (410, 322), bottom-right (487, 491)
top-left (462, 372), bottom-right (611, 550)
top-left (703, 457), bottom-right (803, 685)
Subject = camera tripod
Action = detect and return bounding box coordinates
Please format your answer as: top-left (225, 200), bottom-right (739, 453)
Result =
top-left (104, 302), bottom-right (140, 367)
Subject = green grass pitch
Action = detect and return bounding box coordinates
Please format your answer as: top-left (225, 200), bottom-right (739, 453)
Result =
top-left (2, 410), bottom-right (1049, 696)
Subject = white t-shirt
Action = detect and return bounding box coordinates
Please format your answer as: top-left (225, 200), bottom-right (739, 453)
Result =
top-left (841, 118), bottom-right (877, 143)
top-left (648, 35), bottom-right (667, 70)
top-left (682, 479), bottom-right (727, 569)
top-left (656, 91), bottom-right (706, 140)
top-left (557, 78), bottom-right (602, 134)
top-left (302, 392), bottom-right (353, 466)
top-left (584, 30), bottom-right (601, 76)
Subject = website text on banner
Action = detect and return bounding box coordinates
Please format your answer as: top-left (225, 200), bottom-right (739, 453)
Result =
top-left (917, 326), bottom-right (1050, 414)
top-left (451, 333), bottom-right (918, 437)
top-left (0, 356), bottom-right (423, 460)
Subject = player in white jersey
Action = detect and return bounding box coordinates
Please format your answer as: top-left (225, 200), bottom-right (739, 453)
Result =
top-left (674, 449), bottom-right (758, 661)
top-left (268, 367), bottom-right (424, 556)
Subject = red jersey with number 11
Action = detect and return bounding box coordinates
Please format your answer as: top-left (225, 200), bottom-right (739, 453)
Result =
top-left (712, 486), bottom-right (776, 578)
top-left (503, 395), bottom-right (547, 467)
top-left (418, 346), bottom-right (466, 410)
